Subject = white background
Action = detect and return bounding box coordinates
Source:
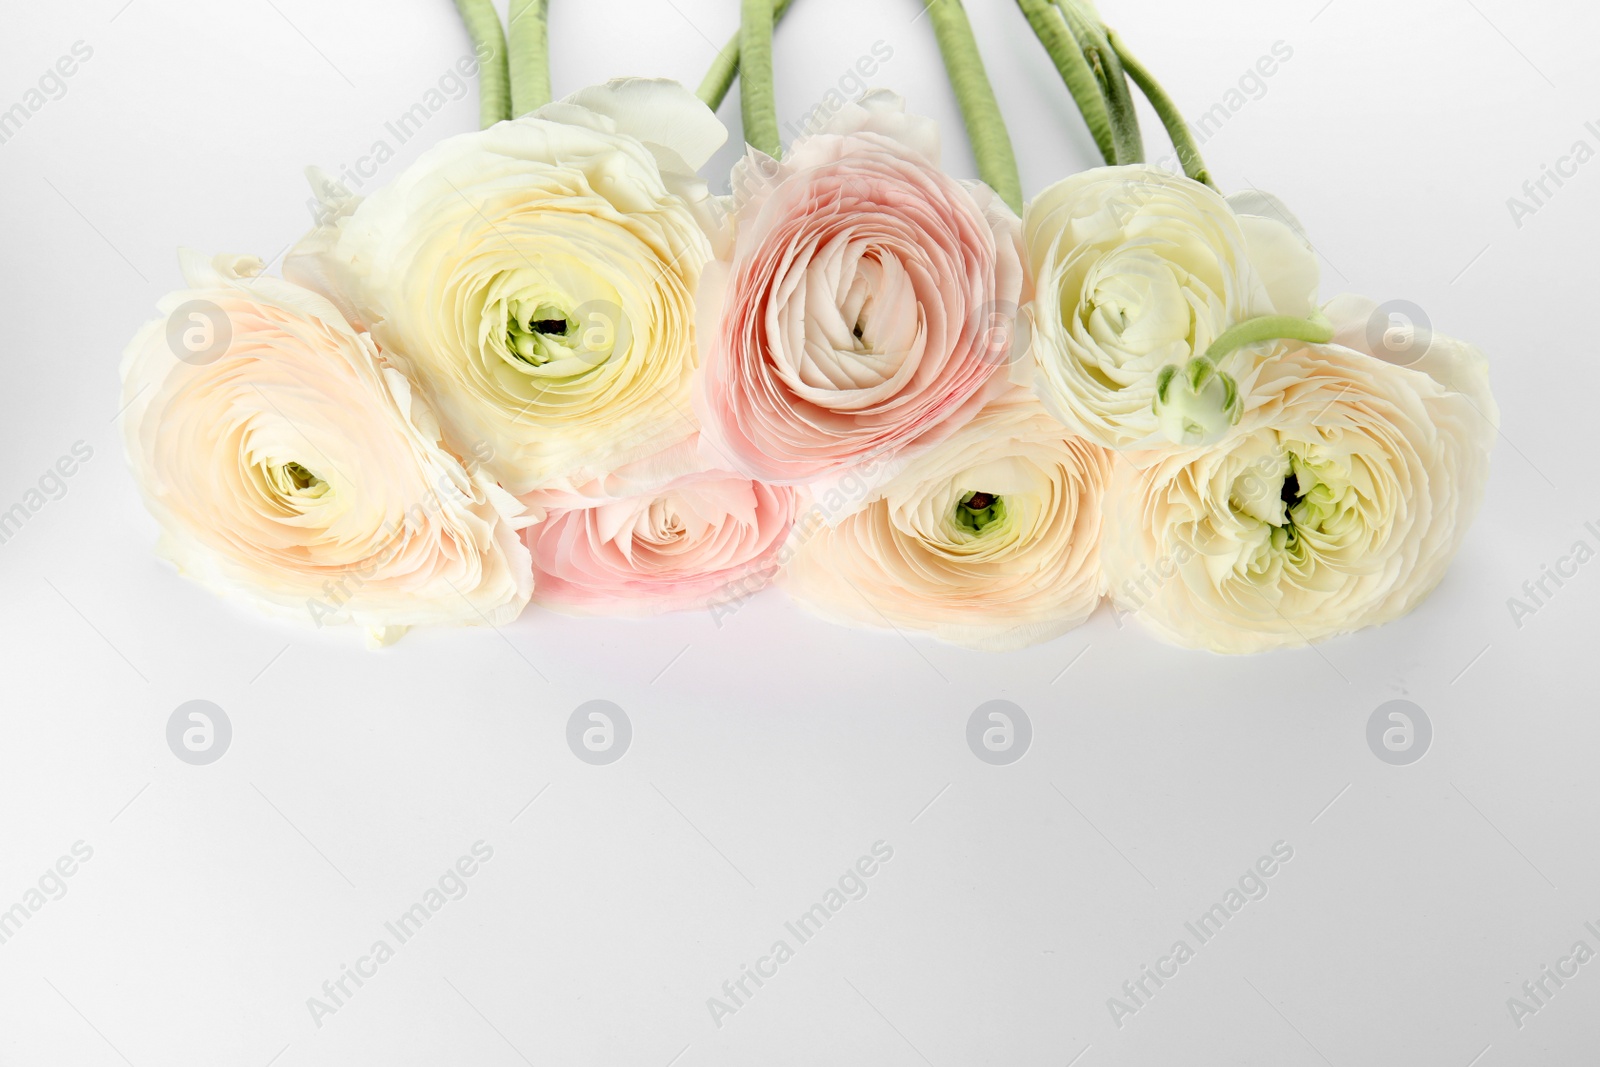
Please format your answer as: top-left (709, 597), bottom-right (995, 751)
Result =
top-left (2, 0), bottom-right (1597, 1064)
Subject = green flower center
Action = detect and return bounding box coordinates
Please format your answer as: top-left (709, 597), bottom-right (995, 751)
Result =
top-left (1266, 451), bottom-right (1357, 555)
top-left (267, 460), bottom-right (327, 500)
top-left (507, 299), bottom-right (577, 366)
top-left (956, 491), bottom-right (1005, 533)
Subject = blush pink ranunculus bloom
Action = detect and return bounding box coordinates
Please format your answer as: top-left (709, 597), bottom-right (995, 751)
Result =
top-left (695, 90), bottom-right (1028, 487)
top-left (522, 437), bottom-right (799, 616)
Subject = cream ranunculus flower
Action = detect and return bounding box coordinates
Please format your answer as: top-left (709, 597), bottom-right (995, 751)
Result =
top-left (1023, 166), bottom-right (1319, 450)
top-left (782, 389), bottom-right (1113, 650)
top-left (1102, 311), bottom-right (1497, 653)
top-left (121, 252), bottom-right (533, 646)
top-left (287, 78), bottom-right (728, 495)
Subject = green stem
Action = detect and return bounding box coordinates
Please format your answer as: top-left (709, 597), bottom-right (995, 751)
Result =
top-left (1014, 0), bottom-right (1113, 165)
top-left (508, 0), bottom-right (552, 115)
top-left (1205, 313), bottom-right (1334, 362)
top-left (739, 0), bottom-right (781, 157)
top-left (698, 0), bottom-right (795, 111)
top-left (1107, 29), bottom-right (1213, 188)
top-left (452, 0), bottom-right (512, 128)
top-left (924, 0), bottom-right (1023, 214)
top-left (1054, 0), bottom-right (1142, 164)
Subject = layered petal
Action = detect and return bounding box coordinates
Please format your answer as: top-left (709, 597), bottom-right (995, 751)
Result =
top-left (696, 91), bottom-right (1027, 486)
top-left (287, 78), bottom-right (727, 494)
top-left (782, 389), bottom-right (1112, 650)
top-left (1102, 329), bottom-right (1496, 652)
top-left (523, 437), bottom-right (798, 615)
top-left (121, 252), bottom-right (533, 644)
top-left (1023, 166), bottom-right (1317, 450)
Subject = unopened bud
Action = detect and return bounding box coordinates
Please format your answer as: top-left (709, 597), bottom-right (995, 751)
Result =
top-left (1153, 356), bottom-right (1241, 447)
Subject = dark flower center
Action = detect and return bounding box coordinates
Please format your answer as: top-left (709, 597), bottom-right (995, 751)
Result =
top-left (284, 462), bottom-right (319, 491)
top-left (1280, 474), bottom-right (1302, 514)
top-left (956, 491), bottom-right (1003, 534)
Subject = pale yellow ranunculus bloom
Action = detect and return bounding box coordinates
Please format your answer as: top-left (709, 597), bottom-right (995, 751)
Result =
top-left (288, 79), bottom-right (728, 496)
top-left (1023, 166), bottom-right (1319, 451)
top-left (1102, 306), bottom-right (1497, 653)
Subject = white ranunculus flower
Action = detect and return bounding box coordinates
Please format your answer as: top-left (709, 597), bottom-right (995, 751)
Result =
top-left (121, 251), bottom-right (533, 646)
top-left (1102, 315), bottom-right (1497, 653)
top-left (1023, 166), bottom-right (1319, 451)
top-left (782, 389), bottom-right (1113, 650)
top-left (287, 78), bottom-right (728, 495)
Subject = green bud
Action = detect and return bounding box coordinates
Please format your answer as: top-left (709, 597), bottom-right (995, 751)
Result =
top-left (1152, 356), bottom-right (1241, 446)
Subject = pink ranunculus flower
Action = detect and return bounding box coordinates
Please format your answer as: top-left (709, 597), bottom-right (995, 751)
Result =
top-left (522, 437), bottom-right (799, 616)
top-left (695, 90), bottom-right (1028, 487)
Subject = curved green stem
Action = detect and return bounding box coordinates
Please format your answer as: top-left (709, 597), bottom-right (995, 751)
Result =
top-left (1206, 313), bottom-right (1334, 362)
top-left (739, 0), bottom-right (781, 157)
top-left (1107, 29), bottom-right (1213, 188)
top-left (1014, 0), bottom-right (1113, 165)
top-left (452, 0), bottom-right (512, 128)
top-left (925, 0), bottom-right (1023, 214)
top-left (508, 0), bottom-right (552, 115)
top-left (1054, 0), bottom-right (1142, 164)
top-left (698, 0), bottom-right (795, 110)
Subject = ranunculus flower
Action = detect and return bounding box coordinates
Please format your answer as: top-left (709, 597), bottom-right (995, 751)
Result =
top-left (695, 90), bottom-right (1027, 486)
top-left (1023, 166), bottom-right (1319, 450)
top-left (782, 388), bottom-right (1113, 650)
top-left (121, 252), bottom-right (533, 646)
top-left (522, 437), bottom-right (797, 615)
top-left (1101, 309), bottom-right (1497, 653)
top-left (287, 78), bottom-right (728, 495)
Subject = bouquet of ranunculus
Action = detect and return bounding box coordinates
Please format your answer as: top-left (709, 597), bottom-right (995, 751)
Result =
top-left (120, 0), bottom-right (1495, 654)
